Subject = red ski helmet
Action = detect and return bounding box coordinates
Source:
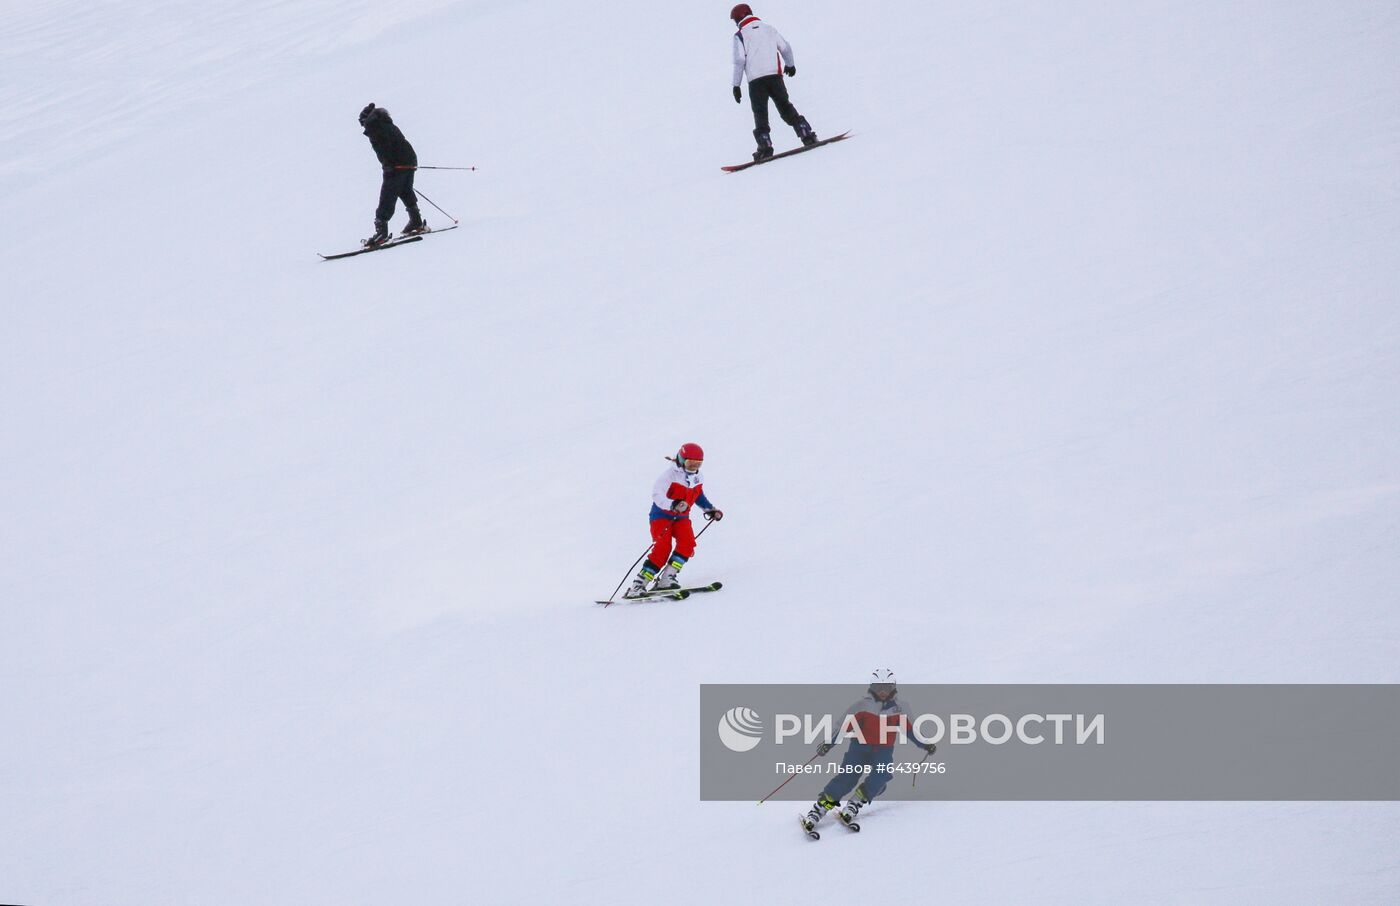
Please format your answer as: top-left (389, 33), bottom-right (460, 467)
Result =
top-left (730, 4), bottom-right (753, 24)
top-left (676, 442), bottom-right (704, 472)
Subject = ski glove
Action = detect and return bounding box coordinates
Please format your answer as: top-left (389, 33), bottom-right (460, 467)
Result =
top-left (920, 742), bottom-right (938, 754)
top-left (784, 65), bottom-right (796, 77)
top-left (670, 500), bottom-right (691, 514)
top-left (817, 742), bottom-right (834, 756)
top-left (733, 86), bottom-right (742, 103)
top-left (704, 508), bottom-right (724, 521)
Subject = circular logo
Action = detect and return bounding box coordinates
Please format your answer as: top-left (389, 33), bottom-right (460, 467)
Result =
top-left (717, 706), bottom-right (764, 752)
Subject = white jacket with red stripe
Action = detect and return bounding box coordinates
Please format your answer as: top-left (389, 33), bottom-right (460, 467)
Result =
top-left (732, 16), bottom-right (795, 86)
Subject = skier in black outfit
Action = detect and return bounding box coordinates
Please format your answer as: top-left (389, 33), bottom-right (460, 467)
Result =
top-left (358, 103), bottom-right (425, 247)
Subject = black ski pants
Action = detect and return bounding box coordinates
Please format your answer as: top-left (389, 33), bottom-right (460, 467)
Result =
top-left (748, 74), bottom-right (802, 134)
top-left (376, 167), bottom-right (418, 223)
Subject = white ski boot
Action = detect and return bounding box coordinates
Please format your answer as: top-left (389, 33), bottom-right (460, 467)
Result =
top-left (837, 794), bottom-right (865, 831)
top-left (653, 562), bottom-right (683, 591)
top-left (800, 793), bottom-right (838, 838)
top-left (622, 562), bottom-right (661, 599)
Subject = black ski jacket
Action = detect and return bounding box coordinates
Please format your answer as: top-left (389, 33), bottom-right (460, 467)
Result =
top-left (362, 109), bottom-right (417, 170)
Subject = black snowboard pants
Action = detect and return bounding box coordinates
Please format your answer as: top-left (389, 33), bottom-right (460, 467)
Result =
top-left (748, 74), bottom-right (802, 134)
top-left (376, 168), bottom-right (418, 223)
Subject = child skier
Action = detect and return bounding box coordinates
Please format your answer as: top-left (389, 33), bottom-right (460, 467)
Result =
top-left (802, 670), bottom-right (937, 832)
top-left (358, 103), bottom-right (426, 247)
top-left (625, 443), bottom-right (724, 598)
top-left (729, 4), bottom-right (818, 162)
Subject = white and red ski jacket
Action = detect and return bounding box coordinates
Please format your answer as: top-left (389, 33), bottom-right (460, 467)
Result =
top-left (650, 462), bottom-right (714, 521)
top-left (732, 16), bottom-right (795, 86)
top-left (838, 695), bottom-right (923, 747)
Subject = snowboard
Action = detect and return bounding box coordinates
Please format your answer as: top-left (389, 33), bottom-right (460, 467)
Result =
top-left (722, 132), bottom-right (851, 172)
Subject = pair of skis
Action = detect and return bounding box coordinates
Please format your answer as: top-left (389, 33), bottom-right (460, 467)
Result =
top-left (318, 223), bottom-right (459, 260)
top-left (801, 777), bottom-right (868, 840)
top-left (595, 581), bottom-right (723, 607)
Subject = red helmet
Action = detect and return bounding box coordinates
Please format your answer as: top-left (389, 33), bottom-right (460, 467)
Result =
top-left (676, 442), bottom-right (704, 472)
top-left (730, 4), bottom-right (753, 24)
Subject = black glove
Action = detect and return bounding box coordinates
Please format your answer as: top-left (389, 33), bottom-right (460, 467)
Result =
top-left (921, 742), bottom-right (938, 755)
top-left (817, 742), bottom-right (834, 756)
top-left (359, 102), bottom-right (376, 126)
top-left (670, 500), bottom-right (691, 514)
top-left (784, 65), bottom-right (796, 77)
top-left (733, 86), bottom-right (742, 103)
top-left (704, 508), bottom-right (724, 521)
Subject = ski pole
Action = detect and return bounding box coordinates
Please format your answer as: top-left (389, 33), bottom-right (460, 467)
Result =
top-left (413, 188), bottom-right (459, 225)
top-left (912, 748), bottom-right (936, 788)
top-left (758, 748), bottom-right (825, 804)
top-left (395, 165), bottom-right (478, 171)
top-left (603, 546), bottom-right (652, 608)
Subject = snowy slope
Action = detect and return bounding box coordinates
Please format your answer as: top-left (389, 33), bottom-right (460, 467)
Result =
top-left (3, 1), bottom-right (1399, 903)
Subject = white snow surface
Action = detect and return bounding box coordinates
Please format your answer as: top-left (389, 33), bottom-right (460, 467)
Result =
top-left (3, 1), bottom-right (1399, 903)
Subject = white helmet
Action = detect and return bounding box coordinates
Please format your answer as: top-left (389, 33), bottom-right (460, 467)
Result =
top-left (868, 668), bottom-right (897, 698)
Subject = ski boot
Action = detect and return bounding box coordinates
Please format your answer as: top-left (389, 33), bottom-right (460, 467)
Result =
top-left (801, 792), bottom-right (839, 835)
top-left (653, 555), bottom-right (687, 591)
top-left (362, 219), bottom-right (390, 248)
top-left (795, 116), bottom-right (818, 147)
top-left (752, 128), bottom-right (774, 162)
top-left (837, 789), bottom-right (867, 830)
top-left (401, 205), bottom-right (428, 236)
top-left (622, 561), bottom-right (661, 599)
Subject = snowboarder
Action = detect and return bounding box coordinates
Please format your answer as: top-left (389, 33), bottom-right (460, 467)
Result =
top-left (624, 443), bottom-right (724, 599)
top-left (358, 102), bottom-right (426, 247)
top-left (730, 4), bottom-right (818, 162)
top-left (802, 671), bottom-right (937, 832)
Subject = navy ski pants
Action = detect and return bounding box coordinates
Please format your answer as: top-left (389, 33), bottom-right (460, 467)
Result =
top-left (376, 168), bottom-right (417, 223)
top-left (821, 742), bottom-right (897, 802)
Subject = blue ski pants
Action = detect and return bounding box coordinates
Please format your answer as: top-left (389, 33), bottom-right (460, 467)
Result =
top-left (821, 742), bottom-right (897, 802)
